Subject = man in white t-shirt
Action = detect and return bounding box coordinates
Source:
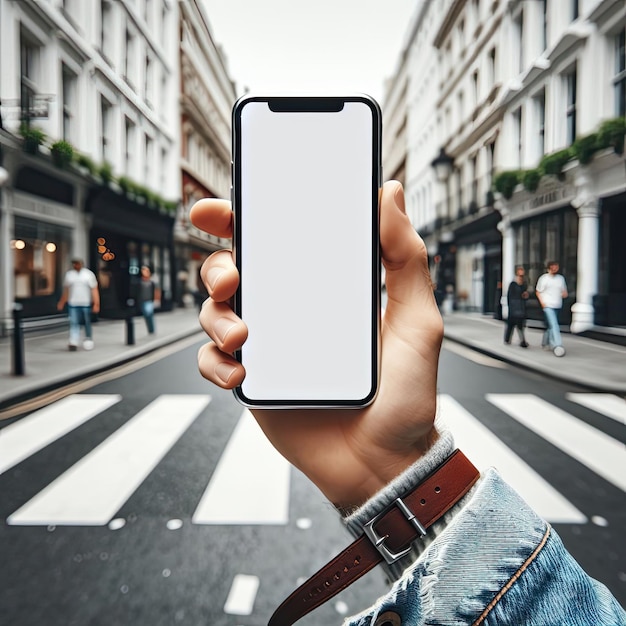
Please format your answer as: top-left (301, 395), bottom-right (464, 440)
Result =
top-left (57, 258), bottom-right (100, 351)
top-left (535, 261), bottom-right (568, 357)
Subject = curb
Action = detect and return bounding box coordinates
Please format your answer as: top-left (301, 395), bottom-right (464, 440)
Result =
top-left (443, 333), bottom-right (626, 395)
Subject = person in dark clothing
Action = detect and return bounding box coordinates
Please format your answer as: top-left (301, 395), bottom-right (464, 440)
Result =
top-left (138, 265), bottom-right (159, 334)
top-left (505, 265), bottom-right (529, 347)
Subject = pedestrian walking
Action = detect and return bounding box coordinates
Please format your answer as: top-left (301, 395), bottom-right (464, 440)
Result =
top-left (138, 265), bottom-right (159, 334)
top-left (536, 261), bottom-right (568, 357)
top-left (57, 258), bottom-right (100, 351)
top-left (504, 265), bottom-right (529, 347)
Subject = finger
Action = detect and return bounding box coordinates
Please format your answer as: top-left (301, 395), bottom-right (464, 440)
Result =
top-left (189, 198), bottom-right (233, 238)
top-left (380, 181), bottom-right (442, 334)
top-left (199, 299), bottom-right (248, 354)
top-left (201, 249), bottom-right (239, 303)
top-left (197, 342), bottom-right (245, 389)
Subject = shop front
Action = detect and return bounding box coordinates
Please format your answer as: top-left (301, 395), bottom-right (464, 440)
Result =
top-left (87, 188), bottom-right (175, 319)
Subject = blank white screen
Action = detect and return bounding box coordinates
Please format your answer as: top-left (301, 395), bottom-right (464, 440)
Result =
top-left (238, 100), bottom-right (376, 403)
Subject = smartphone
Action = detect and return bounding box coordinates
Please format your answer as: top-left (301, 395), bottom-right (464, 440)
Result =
top-left (231, 94), bottom-right (381, 408)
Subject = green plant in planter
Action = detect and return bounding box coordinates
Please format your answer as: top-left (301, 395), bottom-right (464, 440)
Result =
top-left (522, 168), bottom-right (541, 193)
top-left (572, 134), bottom-right (599, 165)
top-left (75, 153), bottom-right (96, 175)
top-left (50, 140), bottom-right (74, 168)
top-left (18, 124), bottom-right (46, 154)
top-left (597, 117), bottom-right (626, 155)
top-left (539, 148), bottom-right (573, 179)
top-left (493, 171), bottom-right (520, 200)
top-left (117, 176), bottom-right (133, 194)
top-left (99, 162), bottom-right (113, 186)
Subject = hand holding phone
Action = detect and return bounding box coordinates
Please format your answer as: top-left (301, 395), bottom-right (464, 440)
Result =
top-left (191, 181), bottom-right (443, 509)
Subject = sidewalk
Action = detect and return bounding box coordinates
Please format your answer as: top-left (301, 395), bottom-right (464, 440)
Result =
top-left (443, 312), bottom-right (626, 394)
top-left (0, 307), bottom-right (203, 411)
top-left (1, 308), bottom-right (624, 412)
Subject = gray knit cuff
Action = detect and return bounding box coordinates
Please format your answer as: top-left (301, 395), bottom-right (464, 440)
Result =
top-left (342, 427), bottom-right (480, 581)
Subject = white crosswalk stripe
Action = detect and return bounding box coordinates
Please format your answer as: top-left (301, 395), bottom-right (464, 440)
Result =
top-left (438, 395), bottom-right (587, 523)
top-left (7, 395), bottom-right (211, 526)
top-left (192, 409), bottom-right (291, 525)
top-left (3, 392), bottom-right (623, 527)
top-left (566, 393), bottom-right (626, 424)
top-left (486, 394), bottom-right (626, 492)
top-left (0, 394), bottom-right (122, 476)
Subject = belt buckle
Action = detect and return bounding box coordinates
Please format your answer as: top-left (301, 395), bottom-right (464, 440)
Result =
top-left (363, 497), bottom-right (427, 565)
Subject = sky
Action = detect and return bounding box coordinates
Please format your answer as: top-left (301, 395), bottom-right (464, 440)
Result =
top-left (201, 0), bottom-right (416, 104)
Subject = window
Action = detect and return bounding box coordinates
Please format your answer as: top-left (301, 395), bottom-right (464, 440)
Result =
top-left (542, 0), bottom-right (548, 51)
top-left (565, 67), bottom-right (577, 145)
top-left (472, 70), bottom-right (479, 106)
top-left (534, 90), bottom-right (545, 160)
top-left (100, 0), bottom-right (112, 64)
top-left (144, 55), bottom-right (152, 105)
top-left (571, 0), bottom-right (579, 21)
top-left (144, 134), bottom-right (153, 184)
top-left (20, 29), bottom-right (40, 125)
top-left (458, 19), bottom-right (465, 55)
top-left (124, 28), bottom-right (136, 89)
top-left (100, 96), bottom-right (112, 162)
top-left (514, 107), bottom-right (523, 167)
top-left (458, 90), bottom-right (464, 126)
top-left (488, 47), bottom-right (497, 86)
top-left (125, 117), bottom-right (136, 175)
top-left (62, 64), bottom-right (77, 142)
top-left (514, 10), bottom-right (524, 73)
top-left (615, 28), bottom-right (626, 117)
top-left (470, 155), bottom-right (478, 207)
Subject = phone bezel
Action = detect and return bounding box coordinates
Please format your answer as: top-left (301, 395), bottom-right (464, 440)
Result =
top-left (231, 94), bottom-right (382, 408)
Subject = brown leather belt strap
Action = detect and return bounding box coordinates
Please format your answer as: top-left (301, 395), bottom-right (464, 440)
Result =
top-left (269, 449), bottom-right (479, 626)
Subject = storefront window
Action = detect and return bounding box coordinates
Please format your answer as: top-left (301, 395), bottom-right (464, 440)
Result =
top-left (13, 217), bottom-right (70, 300)
top-left (563, 208), bottom-right (578, 296)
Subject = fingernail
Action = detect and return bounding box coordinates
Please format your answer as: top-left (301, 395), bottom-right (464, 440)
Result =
top-left (213, 317), bottom-right (237, 343)
top-left (215, 362), bottom-right (237, 384)
top-left (206, 267), bottom-right (223, 291)
top-left (393, 184), bottom-right (406, 214)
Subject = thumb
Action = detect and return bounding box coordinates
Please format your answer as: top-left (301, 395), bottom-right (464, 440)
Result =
top-left (380, 181), bottom-right (441, 330)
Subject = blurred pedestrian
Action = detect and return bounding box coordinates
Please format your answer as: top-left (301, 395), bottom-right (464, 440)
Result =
top-left (57, 258), bottom-right (100, 351)
top-left (138, 265), bottom-right (159, 334)
top-left (504, 266), bottom-right (529, 347)
top-left (536, 261), bottom-right (568, 357)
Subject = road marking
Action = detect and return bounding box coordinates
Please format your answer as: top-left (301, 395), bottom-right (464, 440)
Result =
top-left (438, 395), bottom-right (586, 523)
top-left (192, 409), bottom-right (290, 525)
top-left (224, 574), bottom-right (259, 616)
top-left (486, 394), bottom-right (626, 492)
top-left (0, 394), bottom-right (121, 475)
top-left (566, 393), bottom-right (626, 424)
top-left (442, 340), bottom-right (509, 368)
top-left (7, 395), bottom-right (211, 525)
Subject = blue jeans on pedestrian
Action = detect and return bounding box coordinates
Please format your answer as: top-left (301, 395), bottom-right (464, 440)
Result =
top-left (68, 305), bottom-right (92, 346)
top-left (141, 301), bottom-right (155, 334)
top-left (542, 307), bottom-right (562, 348)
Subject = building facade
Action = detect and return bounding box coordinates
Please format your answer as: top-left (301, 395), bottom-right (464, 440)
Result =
top-left (176, 0), bottom-right (236, 306)
top-left (383, 0), bottom-right (626, 333)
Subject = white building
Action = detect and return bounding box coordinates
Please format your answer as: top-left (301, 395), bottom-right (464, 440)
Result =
top-left (0, 0), bottom-right (181, 326)
top-left (176, 0), bottom-right (236, 305)
top-left (383, 0), bottom-right (626, 334)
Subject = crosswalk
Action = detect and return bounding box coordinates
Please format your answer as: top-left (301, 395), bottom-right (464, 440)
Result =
top-left (1, 392), bottom-right (624, 528)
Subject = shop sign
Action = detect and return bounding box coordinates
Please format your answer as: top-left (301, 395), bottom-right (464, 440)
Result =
top-left (520, 184), bottom-right (574, 214)
top-left (13, 192), bottom-right (75, 225)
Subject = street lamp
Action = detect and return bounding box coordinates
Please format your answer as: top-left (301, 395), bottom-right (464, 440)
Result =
top-left (430, 147), bottom-right (454, 183)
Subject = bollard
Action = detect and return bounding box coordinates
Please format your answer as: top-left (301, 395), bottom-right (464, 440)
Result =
top-left (12, 302), bottom-right (25, 376)
top-left (125, 299), bottom-right (135, 345)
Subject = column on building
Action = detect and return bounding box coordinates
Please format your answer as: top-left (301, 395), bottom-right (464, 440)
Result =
top-left (497, 202), bottom-right (515, 319)
top-left (570, 173), bottom-right (600, 333)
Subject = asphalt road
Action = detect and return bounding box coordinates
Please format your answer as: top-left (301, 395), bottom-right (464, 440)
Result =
top-left (0, 338), bottom-right (624, 625)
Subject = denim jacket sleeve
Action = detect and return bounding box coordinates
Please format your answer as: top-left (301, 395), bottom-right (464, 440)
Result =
top-left (342, 430), bottom-right (626, 626)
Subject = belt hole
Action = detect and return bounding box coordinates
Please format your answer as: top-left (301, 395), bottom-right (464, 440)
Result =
top-left (420, 498), bottom-right (426, 505)
top-left (434, 486), bottom-right (441, 493)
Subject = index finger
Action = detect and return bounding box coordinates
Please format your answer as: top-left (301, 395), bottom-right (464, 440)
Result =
top-left (189, 198), bottom-right (233, 238)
